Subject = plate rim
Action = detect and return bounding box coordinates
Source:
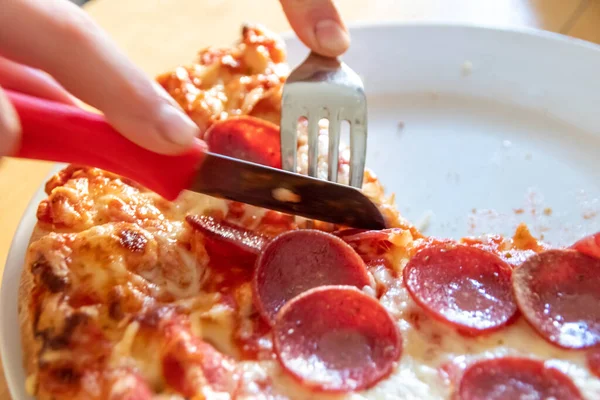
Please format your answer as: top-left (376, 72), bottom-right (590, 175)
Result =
top-left (279, 20), bottom-right (600, 54)
top-left (2, 21), bottom-right (600, 399)
top-left (0, 163), bottom-right (64, 400)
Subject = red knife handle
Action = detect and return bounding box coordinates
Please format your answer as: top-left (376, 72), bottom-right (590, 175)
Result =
top-left (6, 90), bottom-right (207, 201)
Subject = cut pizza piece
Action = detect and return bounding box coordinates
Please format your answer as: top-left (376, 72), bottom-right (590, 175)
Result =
top-left (19, 23), bottom-right (600, 400)
top-left (156, 24), bottom-right (288, 131)
top-left (20, 24), bottom-right (405, 400)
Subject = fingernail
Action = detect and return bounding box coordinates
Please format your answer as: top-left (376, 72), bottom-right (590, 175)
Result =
top-left (156, 103), bottom-right (199, 147)
top-left (314, 19), bottom-right (350, 56)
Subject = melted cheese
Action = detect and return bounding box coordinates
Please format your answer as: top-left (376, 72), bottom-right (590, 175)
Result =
top-left (109, 374), bottom-right (140, 399)
top-left (110, 321), bottom-right (140, 368)
top-left (25, 374), bottom-right (37, 396)
top-left (191, 303), bottom-right (238, 358)
top-left (171, 191), bottom-right (229, 221)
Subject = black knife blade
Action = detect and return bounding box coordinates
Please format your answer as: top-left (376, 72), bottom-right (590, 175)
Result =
top-left (189, 152), bottom-right (387, 230)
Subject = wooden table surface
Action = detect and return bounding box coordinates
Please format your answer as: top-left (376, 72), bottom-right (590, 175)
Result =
top-left (1, 0), bottom-right (599, 398)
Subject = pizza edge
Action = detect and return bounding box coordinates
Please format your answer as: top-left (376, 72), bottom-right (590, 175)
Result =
top-left (18, 225), bottom-right (52, 400)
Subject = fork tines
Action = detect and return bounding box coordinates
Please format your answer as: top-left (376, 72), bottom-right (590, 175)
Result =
top-left (280, 51), bottom-right (367, 189)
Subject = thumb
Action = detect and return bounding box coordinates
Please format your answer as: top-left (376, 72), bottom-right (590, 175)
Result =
top-left (0, 86), bottom-right (21, 157)
top-left (280, 0), bottom-right (350, 58)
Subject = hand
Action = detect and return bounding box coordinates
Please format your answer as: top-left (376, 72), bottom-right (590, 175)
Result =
top-left (0, 0), bottom-right (350, 159)
top-left (280, 0), bottom-right (350, 57)
top-left (0, 0), bottom-right (200, 158)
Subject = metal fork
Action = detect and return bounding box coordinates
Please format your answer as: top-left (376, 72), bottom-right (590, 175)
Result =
top-left (280, 51), bottom-right (367, 189)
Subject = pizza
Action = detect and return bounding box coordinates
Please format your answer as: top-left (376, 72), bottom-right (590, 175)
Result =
top-left (17, 24), bottom-right (600, 400)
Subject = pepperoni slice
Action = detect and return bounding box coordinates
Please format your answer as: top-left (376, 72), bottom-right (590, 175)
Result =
top-left (273, 285), bottom-right (402, 393)
top-left (187, 215), bottom-right (269, 266)
top-left (253, 229), bottom-right (371, 325)
top-left (403, 243), bottom-right (517, 335)
top-left (587, 346), bottom-right (600, 378)
top-left (572, 232), bottom-right (600, 260)
top-left (512, 249), bottom-right (600, 349)
top-left (204, 116), bottom-right (281, 168)
top-left (456, 357), bottom-right (583, 400)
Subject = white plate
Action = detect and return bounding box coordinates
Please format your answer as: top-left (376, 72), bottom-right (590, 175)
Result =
top-left (2, 22), bottom-right (600, 399)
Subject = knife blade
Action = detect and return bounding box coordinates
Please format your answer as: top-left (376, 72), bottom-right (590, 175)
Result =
top-left (191, 152), bottom-right (387, 230)
top-left (8, 89), bottom-right (386, 230)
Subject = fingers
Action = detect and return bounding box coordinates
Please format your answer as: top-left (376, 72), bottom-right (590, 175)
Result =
top-left (279, 0), bottom-right (350, 57)
top-left (0, 86), bottom-right (21, 157)
top-left (0, 0), bottom-right (199, 155)
top-left (0, 56), bottom-right (77, 105)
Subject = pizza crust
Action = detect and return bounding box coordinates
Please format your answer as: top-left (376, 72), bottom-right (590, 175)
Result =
top-left (18, 224), bottom-right (51, 399)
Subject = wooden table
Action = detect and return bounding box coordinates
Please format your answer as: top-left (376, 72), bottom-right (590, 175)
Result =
top-left (1, 0), bottom-right (598, 397)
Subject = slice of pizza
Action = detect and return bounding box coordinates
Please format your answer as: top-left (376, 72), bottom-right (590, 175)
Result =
top-left (18, 24), bottom-right (600, 400)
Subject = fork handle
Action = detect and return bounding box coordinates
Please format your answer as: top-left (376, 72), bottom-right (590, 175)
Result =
top-left (7, 90), bottom-right (207, 200)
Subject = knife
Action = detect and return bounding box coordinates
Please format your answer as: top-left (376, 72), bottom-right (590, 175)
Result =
top-left (6, 90), bottom-right (386, 230)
